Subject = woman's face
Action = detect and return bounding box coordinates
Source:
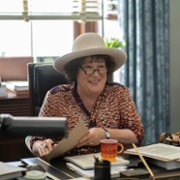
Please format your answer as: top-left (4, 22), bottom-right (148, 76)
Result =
top-left (77, 56), bottom-right (107, 95)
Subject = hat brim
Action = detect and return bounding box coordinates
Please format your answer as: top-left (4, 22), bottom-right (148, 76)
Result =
top-left (54, 47), bottom-right (127, 74)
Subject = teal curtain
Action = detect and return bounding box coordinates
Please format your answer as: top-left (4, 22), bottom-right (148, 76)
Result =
top-left (117, 0), bottom-right (170, 145)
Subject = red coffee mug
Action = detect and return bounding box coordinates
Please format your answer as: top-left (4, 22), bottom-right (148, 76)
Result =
top-left (100, 139), bottom-right (124, 162)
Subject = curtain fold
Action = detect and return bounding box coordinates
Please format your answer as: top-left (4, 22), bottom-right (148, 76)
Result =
top-left (117, 0), bottom-right (170, 145)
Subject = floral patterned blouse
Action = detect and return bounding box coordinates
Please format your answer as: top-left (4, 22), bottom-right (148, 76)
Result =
top-left (30, 82), bottom-right (144, 157)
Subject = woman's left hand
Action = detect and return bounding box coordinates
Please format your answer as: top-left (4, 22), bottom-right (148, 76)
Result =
top-left (77, 127), bottom-right (105, 148)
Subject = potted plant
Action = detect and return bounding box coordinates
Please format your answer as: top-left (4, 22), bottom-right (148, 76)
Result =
top-left (104, 38), bottom-right (126, 48)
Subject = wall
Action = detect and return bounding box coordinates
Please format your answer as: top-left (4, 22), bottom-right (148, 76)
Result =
top-left (170, 0), bottom-right (180, 132)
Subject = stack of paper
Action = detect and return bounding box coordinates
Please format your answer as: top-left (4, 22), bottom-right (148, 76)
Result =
top-left (5, 81), bottom-right (28, 91)
top-left (65, 153), bottom-right (129, 178)
top-left (64, 153), bottom-right (129, 170)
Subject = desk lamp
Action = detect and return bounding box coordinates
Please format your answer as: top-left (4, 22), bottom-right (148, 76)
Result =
top-left (0, 113), bottom-right (67, 138)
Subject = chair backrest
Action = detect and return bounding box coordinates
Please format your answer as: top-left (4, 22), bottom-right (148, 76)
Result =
top-left (28, 63), bottom-right (68, 116)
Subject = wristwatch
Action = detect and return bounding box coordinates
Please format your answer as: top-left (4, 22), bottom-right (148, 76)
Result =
top-left (103, 127), bottom-right (110, 139)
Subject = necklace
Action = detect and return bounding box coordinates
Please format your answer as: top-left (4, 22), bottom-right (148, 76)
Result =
top-left (72, 84), bottom-right (97, 128)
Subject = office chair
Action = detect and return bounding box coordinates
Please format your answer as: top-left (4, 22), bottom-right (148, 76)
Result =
top-left (28, 63), bottom-right (68, 116)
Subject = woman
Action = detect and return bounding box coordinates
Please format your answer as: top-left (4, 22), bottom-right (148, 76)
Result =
top-left (31, 32), bottom-right (144, 157)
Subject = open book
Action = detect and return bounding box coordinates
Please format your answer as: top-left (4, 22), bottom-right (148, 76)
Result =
top-left (45, 121), bottom-right (89, 161)
top-left (124, 143), bottom-right (180, 162)
top-left (124, 143), bottom-right (180, 170)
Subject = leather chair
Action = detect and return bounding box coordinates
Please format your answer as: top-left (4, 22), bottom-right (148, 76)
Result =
top-left (27, 63), bottom-right (68, 116)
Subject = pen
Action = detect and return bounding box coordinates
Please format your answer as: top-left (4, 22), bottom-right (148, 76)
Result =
top-left (132, 143), bottom-right (155, 178)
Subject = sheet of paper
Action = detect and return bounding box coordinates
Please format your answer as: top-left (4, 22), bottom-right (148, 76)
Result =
top-left (45, 121), bottom-right (89, 160)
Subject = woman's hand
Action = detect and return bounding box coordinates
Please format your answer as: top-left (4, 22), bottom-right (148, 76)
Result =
top-left (77, 127), bottom-right (105, 148)
top-left (32, 138), bottom-right (56, 157)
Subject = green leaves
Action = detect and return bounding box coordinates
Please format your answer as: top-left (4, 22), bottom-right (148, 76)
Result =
top-left (104, 38), bottom-right (126, 48)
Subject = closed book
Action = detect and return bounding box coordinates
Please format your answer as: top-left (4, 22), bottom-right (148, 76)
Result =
top-left (66, 162), bottom-right (127, 178)
top-left (150, 159), bottom-right (180, 170)
top-left (64, 153), bottom-right (129, 170)
top-left (65, 153), bottom-right (129, 178)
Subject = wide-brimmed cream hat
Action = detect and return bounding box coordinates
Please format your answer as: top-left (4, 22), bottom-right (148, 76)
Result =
top-left (54, 32), bottom-right (127, 73)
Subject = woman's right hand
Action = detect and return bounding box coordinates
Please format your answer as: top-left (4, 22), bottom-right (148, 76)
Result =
top-left (32, 138), bottom-right (56, 157)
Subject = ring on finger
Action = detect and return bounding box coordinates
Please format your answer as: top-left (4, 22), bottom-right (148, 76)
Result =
top-left (39, 147), bottom-right (43, 151)
top-left (40, 143), bottom-right (46, 149)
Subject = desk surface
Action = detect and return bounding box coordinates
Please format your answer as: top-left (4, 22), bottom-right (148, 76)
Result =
top-left (20, 157), bottom-right (80, 179)
top-left (8, 156), bottom-right (180, 180)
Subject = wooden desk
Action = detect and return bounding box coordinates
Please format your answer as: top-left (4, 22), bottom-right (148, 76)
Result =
top-left (21, 158), bottom-right (80, 179)
top-left (10, 157), bottom-right (179, 180)
top-left (0, 92), bottom-right (32, 162)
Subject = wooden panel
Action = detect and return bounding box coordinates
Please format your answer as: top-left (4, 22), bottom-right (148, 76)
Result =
top-left (0, 137), bottom-right (33, 162)
top-left (0, 94), bottom-right (32, 161)
top-left (0, 97), bottom-right (30, 116)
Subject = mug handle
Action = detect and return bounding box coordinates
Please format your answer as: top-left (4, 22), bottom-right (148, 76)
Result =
top-left (117, 143), bottom-right (124, 154)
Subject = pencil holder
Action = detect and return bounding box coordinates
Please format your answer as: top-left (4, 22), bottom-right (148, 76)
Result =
top-left (94, 159), bottom-right (111, 180)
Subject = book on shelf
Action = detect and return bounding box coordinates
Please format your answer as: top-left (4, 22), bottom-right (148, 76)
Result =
top-left (0, 83), bottom-right (7, 98)
top-left (124, 143), bottom-right (180, 170)
top-left (8, 89), bottom-right (29, 97)
top-left (5, 81), bottom-right (28, 91)
top-left (0, 161), bottom-right (26, 180)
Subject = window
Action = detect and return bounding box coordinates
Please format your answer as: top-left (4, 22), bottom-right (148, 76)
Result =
top-left (0, 0), bottom-right (102, 62)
